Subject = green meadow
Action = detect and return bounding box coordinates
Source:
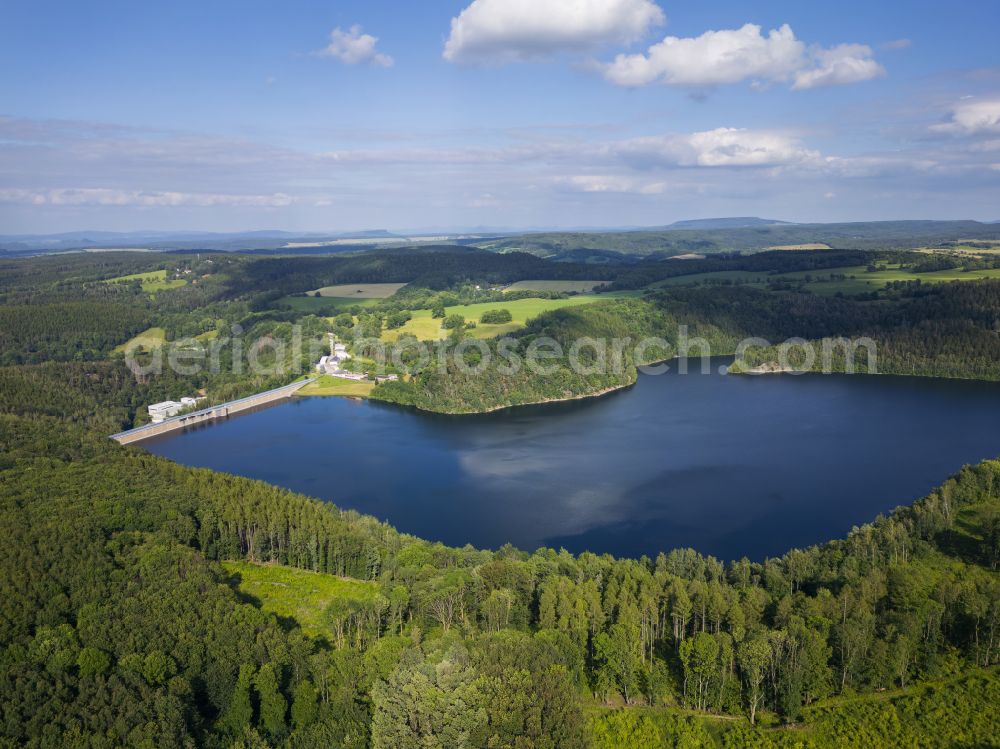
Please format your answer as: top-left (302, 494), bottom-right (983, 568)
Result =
top-left (279, 282), bottom-right (406, 312)
top-left (297, 375), bottom-right (375, 398)
top-left (103, 268), bottom-right (187, 292)
top-left (222, 560), bottom-right (378, 638)
top-left (278, 295), bottom-right (383, 313)
top-left (381, 293), bottom-right (631, 341)
top-left (114, 326), bottom-right (167, 353)
top-left (309, 282), bottom-right (408, 298)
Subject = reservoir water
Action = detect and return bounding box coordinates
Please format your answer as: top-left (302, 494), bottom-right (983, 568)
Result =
top-left (145, 364), bottom-right (1000, 560)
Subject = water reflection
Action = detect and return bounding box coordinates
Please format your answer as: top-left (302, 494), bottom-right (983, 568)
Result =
top-left (146, 364), bottom-right (1000, 560)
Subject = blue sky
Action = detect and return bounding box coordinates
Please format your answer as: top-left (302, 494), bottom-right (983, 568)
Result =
top-left (2, 0), bottom-right (999, 233)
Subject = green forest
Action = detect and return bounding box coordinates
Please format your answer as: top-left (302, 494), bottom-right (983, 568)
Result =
top-left (1, 247), bottom-right (999, 747)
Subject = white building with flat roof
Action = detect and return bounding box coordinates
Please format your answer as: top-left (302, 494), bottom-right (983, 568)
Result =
top-left (148, 401), bottom-right (182, 423)
top-left (147, 396), bottom-right (204, 423)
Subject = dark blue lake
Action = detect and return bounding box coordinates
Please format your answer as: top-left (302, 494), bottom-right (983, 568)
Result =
top-left (144, 364), bottom-right (1000, 560)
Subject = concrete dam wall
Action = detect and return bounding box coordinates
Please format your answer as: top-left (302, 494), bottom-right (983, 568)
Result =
top-left (110, 379), bottom-right (314, 446)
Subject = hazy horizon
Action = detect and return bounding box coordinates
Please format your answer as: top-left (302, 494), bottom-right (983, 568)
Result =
top-left (6, 215), bottom-right (1000, 242)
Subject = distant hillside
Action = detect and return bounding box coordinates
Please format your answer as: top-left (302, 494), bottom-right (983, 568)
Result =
top-left (476, 220), bottom-right (1000, 259)
top-left (0, 228), bottom-right (414, 256)
top-left (7, 220), bottom-right (1000, 260)
top-left (662, 216), bottom-right (792, 230)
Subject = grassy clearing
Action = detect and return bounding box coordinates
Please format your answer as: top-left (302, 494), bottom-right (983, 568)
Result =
top-left (222, 560), bottom-right (378, 637)
top-left (309, 283), bottom-right (407, 299)
top-left (114, 326), bottom-right (166, 353)
top-left (297, 375), bottom-right (374, 398)
top-left (195, 329), bottom-right (219, 343)
top-left (103, 269), bottom-right (187, 292)
top-left (381, 294), bottom-right (623, 342)
top-left (504, 280), bottom-right (604, 293)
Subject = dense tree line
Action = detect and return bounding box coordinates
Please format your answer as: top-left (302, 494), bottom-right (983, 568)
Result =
top-left (608, 249), bottom-right (874, 290)
top-left (711, 280), bottom-right (1000, 380)
top-left (0, 302), bottom-right (151, 365)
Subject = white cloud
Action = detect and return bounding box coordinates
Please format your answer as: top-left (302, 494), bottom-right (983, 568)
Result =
top-left (932, 97), bottom-right (1000, 135)
top-left (792, 44), bottom-right (885, 90)
top-left (443, 0), bottom-right (664, 64)
top-left (555, 175), bottom-right (668, 193)
top-left (0, 188), bottom-right (296, 207)
top-left (599, 23), bottom-right (883, 90)
top-left (882, 38), bottom-right (912, 51)
top-left (614, 128), bottom-right (821, 168)
top-left (315, 25), bottom-right (393, 67)
top-left (5, 113), bottom-right (997, 233)
top-left (601, 23), bottom-right (802, 87)
top-left (318, 127), bottom-right (823, 172)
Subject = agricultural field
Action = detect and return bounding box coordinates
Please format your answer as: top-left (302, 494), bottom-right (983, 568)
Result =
top-left (503, 279), bottom-right (604, 293)
top-left (103, 268), bottom-right (186, 292)
top-left (309, 282), bottom-right (407, 298)
top-left (221, 561), bottom-right (378, 638)
top-left (766, 242), bottom-right (832, 250)
top-left (381, 293), bottom-right (628, 342)
top-left (114, 326), bottom-right (166, 353)
top-left (276, 283), bottom-right (407, 313)
top-left (297, 375), bottom-right (374, 398)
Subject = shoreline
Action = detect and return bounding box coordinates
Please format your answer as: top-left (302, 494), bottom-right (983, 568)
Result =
top-left (294, 356), bottom-right (1000, 418)
top-left (730, 363), bottom-right (798, 375)
top-left (368, 355), bottom-right (714, 416)
top-left (407, 381), bottom-right (638, 416)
